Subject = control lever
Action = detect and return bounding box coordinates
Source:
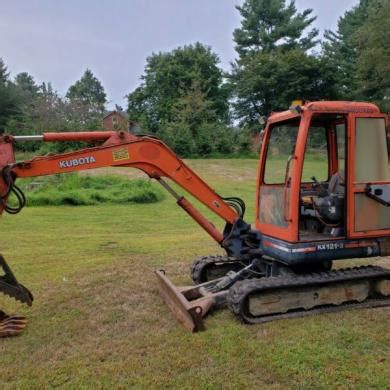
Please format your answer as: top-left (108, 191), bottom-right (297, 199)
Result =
top-left (311, 176), bottom-right (328, 197)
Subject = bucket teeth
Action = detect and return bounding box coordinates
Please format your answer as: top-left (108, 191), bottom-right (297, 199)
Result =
top-left (0, 255), bottom-right (33, 306)
top-left (0, 310), bottom-right (27, 337)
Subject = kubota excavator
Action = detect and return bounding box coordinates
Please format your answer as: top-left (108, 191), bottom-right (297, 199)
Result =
top-left (0, 101), bottom-right (389, 336)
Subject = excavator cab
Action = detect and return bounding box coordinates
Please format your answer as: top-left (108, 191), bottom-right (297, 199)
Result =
top-left (156, 102), bottom-right (389, 331)
top-left (256, 101), bottom-right (390, 267)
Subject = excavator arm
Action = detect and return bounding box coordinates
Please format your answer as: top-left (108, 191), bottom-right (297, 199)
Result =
top-left (2, 131), bottom-right (256, 248)
top-left (0, 130), bottom-right (258, 335)
top-left (9, 132), bottom-right (238, 239)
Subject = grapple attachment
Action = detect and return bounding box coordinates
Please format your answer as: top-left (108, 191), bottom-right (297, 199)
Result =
top-left (155, 270), bottom-right (227, 332)
top-left (0, 255), bottom-right (33, 337)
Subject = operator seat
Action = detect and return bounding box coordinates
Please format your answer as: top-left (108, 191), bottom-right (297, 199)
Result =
top-left (328, 170), bottom-right (345, 195)
top-left (311, 170), bottom-right (345, 230)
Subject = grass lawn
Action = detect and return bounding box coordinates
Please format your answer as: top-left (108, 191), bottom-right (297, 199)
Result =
top-left (0, 159), bottom-right (389, 388)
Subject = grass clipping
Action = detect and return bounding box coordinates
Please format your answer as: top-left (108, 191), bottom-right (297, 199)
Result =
top-left (18, 174), bottom-right (164, 206)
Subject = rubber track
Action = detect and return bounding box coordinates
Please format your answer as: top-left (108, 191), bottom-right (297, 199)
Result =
top-left (191, 255), bottom-right (245, 284)
top-left (227, 265), bottom-right (390, 324)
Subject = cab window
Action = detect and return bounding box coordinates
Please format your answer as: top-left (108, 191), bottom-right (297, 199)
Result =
top-left (264, 120), bottom-right (299, 184)
top-left (301, 126), bottom-right (328, 182)
top-left (355, 117), bottom-right (389, 182)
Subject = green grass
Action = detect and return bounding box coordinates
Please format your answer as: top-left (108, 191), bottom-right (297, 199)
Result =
top-left (15, 174), bottom-right (164, 206)
top-left (0, 159), bottom-right (389, 388)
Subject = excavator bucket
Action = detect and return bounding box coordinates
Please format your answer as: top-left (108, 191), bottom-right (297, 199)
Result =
top-left (155, 270), bottom-right (227, 332)
top-left (0, 255), bottom-right (33, 306)
top-left (0, 255), bottom-right (33, 337)
top-left (0, 311), bottom-right (27, 337)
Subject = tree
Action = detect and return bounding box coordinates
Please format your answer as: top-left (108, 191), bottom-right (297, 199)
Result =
top-left (322, 0), bottom-right (373, 100)
top-left (127, 43), bottom-right (229, 133)
top-left (7, 82), bottom-right (62, 144)
top-left (322, 0), bottom-right (389, 109)
top-left (232, 50), bottom-right (337, 124)
top-left (170, 80), bottom-right (218, 136)
top-left (0, 58), bottom-right (21, 133)
top-left (233, 0), bottom-right (318, 56)
top-left (35, 82), bottom-right (102, 133)
top-left (0, 84), bottom-right (20, 133)
top-left (354, 0), bottom-right (390, 111)
top-left (1, 65), bottom-right (105, 149)
top-left (66, 69), bottom-right (106, 111)
top-left (230, 0), bottom-right (330, 129)
top-left (0, 58), bottom-right (9, 84)
top-left (154, 79), bottom-right (235, 156)
top-left (14, 72), bottom-right (39, 97)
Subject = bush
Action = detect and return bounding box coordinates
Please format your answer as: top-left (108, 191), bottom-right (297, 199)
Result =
top-left (213, 124), bottom-right (235, 154)
top-left (14, 173), bottom-right (164, 206)
top-left (196, 124), bottom-right (214, 155)
top-left (156, 121), bottom-right (241, 157)
top-left (236, 127), bottom-right (253, 152)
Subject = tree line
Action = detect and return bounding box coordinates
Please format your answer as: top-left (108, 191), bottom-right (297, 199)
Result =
top-left (1, 0), bottom-right (388, 156)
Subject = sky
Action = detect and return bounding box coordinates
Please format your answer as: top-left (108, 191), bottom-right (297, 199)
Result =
top-left (1, 0), bottom-right (358, 109)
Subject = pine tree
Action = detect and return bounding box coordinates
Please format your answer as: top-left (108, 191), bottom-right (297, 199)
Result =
top-left (0, 59), bottom-right (20, 133)
top-left (14, 72), bottom-right (39, 96)
top-left (322, 0), bottom-right (373, 100)
top-left (230, 0), bottom-right (332, 129)
top-left (233, 0), bottom-right (318, 56)
top-left (354, 0), bottom-right (390, 110)
top-left (0, 58), bottom-right (9, 84)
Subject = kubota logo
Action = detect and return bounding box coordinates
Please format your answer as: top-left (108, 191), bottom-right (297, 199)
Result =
top-left (59, 156), bottom-right (96, 169)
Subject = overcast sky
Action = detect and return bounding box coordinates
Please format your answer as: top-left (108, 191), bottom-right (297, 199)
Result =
top-left (1, 0), bottom-right (358, 109)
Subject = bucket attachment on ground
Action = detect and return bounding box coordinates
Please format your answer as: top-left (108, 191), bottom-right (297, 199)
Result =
top-left (0, 255), bottom-right (33, 306)
top-left (0, 310), bottom-right (27, 337)
top-left (0, 254), bottom-right (33, 337)
top-left (155, 270), bottom-right (228, 332)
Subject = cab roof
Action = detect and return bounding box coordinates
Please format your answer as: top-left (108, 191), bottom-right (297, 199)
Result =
top-left (268, 101), bottom-right (381, 124)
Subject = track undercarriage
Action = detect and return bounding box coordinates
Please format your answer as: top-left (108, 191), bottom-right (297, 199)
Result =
top-left (156, 255), bottom-right (390, 332)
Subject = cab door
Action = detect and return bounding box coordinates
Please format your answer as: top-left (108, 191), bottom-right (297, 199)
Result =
top-left (256, 115), bottom-right (303, 242)
top-left (347, 114), bottom-right (390, 237)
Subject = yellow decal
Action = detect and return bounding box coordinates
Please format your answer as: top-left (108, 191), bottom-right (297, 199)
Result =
top-left (112, 148), bottom-right (129, 162)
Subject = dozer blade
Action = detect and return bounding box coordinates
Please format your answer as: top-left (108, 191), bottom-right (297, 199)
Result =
top-left (0, 310), bottom-right (27, 337)
top-left (0, 255), bottom-right (33, 306)
top-left (155, 270), bottom-right (227, 332)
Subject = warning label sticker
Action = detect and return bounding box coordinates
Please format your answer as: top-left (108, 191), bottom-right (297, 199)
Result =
top-left (112, 148), bottom-right (129, 161)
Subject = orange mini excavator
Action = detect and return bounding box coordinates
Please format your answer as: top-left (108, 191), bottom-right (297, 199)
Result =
top-left (0, 101), bottom-right (389, 336)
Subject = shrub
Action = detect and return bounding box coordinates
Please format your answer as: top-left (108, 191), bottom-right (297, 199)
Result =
top-left (14, 173), bottom-right (164, 206)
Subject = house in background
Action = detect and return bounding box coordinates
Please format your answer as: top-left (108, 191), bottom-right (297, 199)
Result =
top-left (102, 109), bottom-right (140, 133)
